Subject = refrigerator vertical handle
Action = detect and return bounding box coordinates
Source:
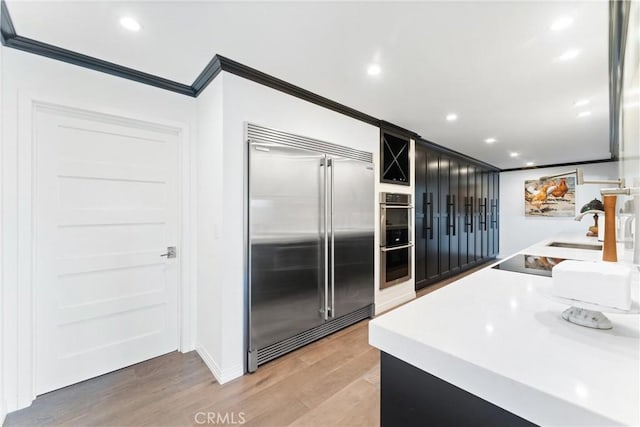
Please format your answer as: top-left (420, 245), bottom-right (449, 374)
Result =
top-left (323, 157), bottom-right (329, 321)
top-left (329, 158), bottom-right (335, 319)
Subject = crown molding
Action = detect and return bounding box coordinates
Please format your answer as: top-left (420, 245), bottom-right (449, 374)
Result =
top-left (216, 55), bottom-right (380, 127)
top-left (0, 0), bottom-right (16, 44)
top-left (416, 138), bottom-right (501, 172)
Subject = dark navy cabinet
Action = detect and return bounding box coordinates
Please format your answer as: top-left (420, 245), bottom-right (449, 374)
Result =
top-left (415, 140), bottom-right (499, 290)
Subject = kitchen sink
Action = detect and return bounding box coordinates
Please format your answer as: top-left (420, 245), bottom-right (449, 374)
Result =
top-left (547, 242), bottom-right (602, 250)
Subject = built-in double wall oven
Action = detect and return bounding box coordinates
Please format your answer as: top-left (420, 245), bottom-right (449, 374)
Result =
top-left (380, 193), bottom-right (413, 288)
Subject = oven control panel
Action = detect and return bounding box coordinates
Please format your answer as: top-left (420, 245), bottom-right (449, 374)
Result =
top-left (380, 192), bottom-right (412, 205)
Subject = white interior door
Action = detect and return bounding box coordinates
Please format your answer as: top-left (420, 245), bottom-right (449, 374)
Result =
top-left (34, 105), bottom-right (180, 395)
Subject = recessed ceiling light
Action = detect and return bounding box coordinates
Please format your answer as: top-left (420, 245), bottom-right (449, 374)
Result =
top-left (551, 17), bottom-right (574, 31)
top-left (556, 49), bottom-right (581, 61)
top-left (573, 99), bottom-right (590, 107)
top-left (577, 111), bottom-right (592, 118)
top-left (484, 137), bottom-right (497, 144)
top-left (120, 16), bottom-right (141, 32)
top-left (446, 113), bottom-right (458, 122)
top-left (526, 161), bottom-right (535, 166)
top-left (509, 152), bottom-right (519, 158)
top-left (367, 64), bottom-right (381, 76)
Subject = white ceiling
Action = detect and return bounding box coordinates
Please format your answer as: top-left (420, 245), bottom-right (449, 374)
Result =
top-left (6, 0), bottom-right (611, 168)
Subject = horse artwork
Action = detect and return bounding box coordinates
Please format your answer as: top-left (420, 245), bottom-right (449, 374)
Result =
top-left (524, 176), bottom-right (576, 217)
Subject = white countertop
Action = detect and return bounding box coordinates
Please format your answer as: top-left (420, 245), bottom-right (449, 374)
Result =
top-left (369, 232), bottom-right (640, 426)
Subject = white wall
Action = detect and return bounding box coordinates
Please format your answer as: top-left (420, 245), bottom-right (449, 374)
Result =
top-left (195, 71), bottom-right (415, 383)
top-left (499, 162), bottom-right (620, 256)
top-left (1, 48), bottom-right (198, 412)
top-left (620, 0), bottom-right (639, 187)
top-left (620, 0), bottom-right (640, 261)
top-left (195, 75), bottom-right (225, 380)
top-left (0, 43), bottom-right (6, 426)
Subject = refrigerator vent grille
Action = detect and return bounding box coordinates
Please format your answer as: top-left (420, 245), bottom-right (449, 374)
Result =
top-left (247, 123), bottom-right (373, 163)
top-left (256, 305), bottom-right (372, 366)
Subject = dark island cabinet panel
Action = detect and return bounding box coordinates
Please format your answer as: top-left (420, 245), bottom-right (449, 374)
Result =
top-left (415, 142), bottom-right (500, 290)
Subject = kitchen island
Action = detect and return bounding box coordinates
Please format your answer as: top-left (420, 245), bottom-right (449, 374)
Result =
top-left (369, 233), bottom-right (639, 426)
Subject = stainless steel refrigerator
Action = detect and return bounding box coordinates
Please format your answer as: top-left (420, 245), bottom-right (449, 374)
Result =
top-left (247, 123), bottom-right (374, 372)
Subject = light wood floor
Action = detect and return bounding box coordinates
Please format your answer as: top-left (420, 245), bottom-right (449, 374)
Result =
top-left (5, 262), bottom-right (493, 427)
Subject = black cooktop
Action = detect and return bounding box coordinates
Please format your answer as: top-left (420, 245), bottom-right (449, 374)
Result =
top-left (492, 254), bottom-right (570, 277)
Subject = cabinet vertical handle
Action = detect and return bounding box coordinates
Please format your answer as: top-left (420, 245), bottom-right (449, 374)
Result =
top-left (470, 197), bottom-right (474, 233)
top-left (463, 196), bottom-right (468, 233)
top-left (445, 195), bottom-right (450, 236)
top-left (478, 198), bottom-right (485, 229)
top-left (490, 199), bottom-right (498, 229)
top-left (447, 194), bottom-right (456, 237)
top-left (423, 192), bottom-right (430, 239)
top-left (483, 197), bottom-right (488, 231)
top-left (429, 192), bottom-right (434, 240)
top-left (464, 196), bottom-right (473, 234)
top-left (452, 194), bottom-right (456, 236)
top-left (490, 199), bottom-right (493, 230)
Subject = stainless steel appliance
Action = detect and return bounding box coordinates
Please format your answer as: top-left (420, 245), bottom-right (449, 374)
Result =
top-left (380, 193), bottom-right (413, 289)
top-left (247, 123), bottom-right (375, 372)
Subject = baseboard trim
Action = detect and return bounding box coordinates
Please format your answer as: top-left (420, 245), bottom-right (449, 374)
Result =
top-left (221, 363), bottom-right (244, 384)
top-left (375, 290), bottom-right (416, 315)
top-left (196, 346), bottom-right (244, 385)
top-left (196, 345), bottom-right (222, 383)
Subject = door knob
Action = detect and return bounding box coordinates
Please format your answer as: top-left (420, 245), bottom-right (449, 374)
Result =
top-left (160, 246), bottom-right (176, 258)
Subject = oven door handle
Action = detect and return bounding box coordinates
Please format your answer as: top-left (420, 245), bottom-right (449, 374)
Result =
top-left (381, 243), bottom-right (414, 252)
